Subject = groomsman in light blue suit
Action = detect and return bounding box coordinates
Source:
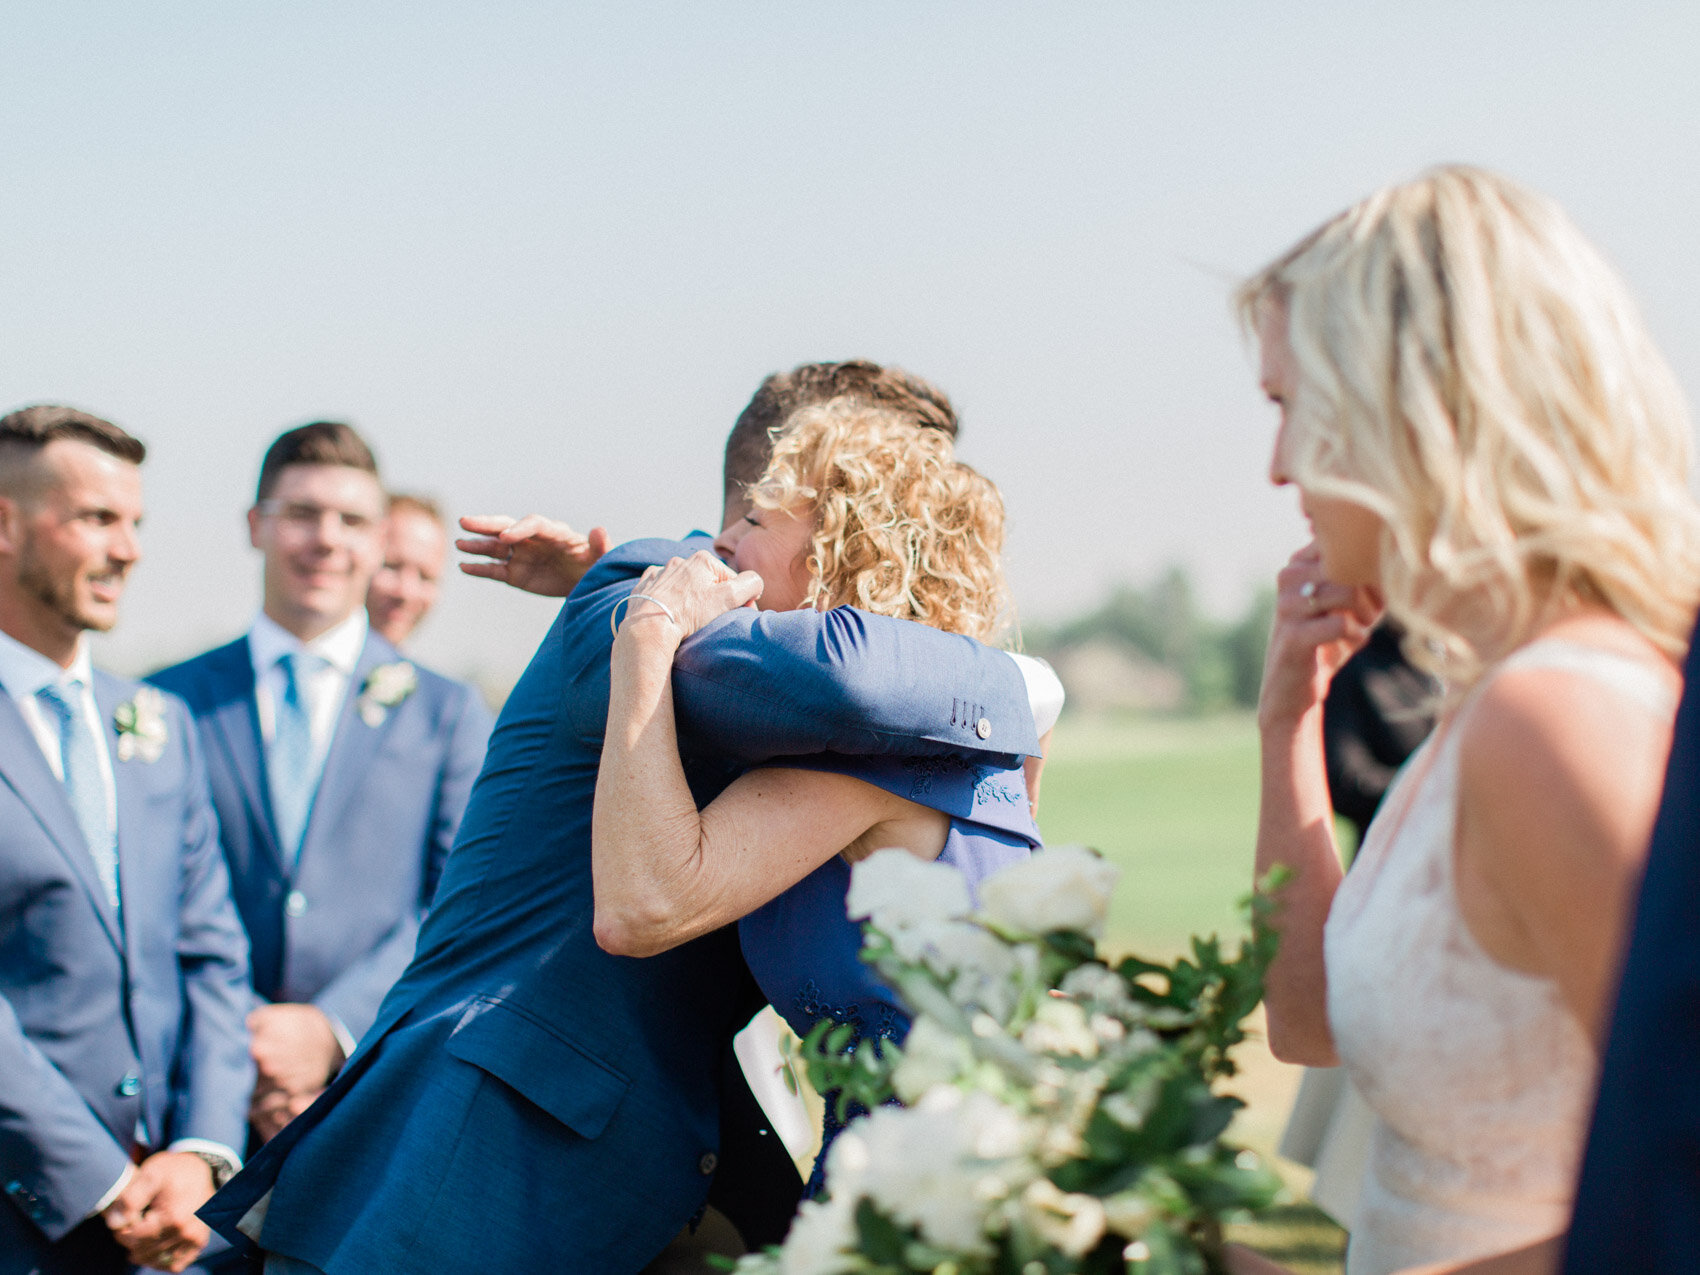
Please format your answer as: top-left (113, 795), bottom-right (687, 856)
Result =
top-left (152, 422), bottom-right (491, 1145)
top-left (0, 406), bottom-right (252, 1275)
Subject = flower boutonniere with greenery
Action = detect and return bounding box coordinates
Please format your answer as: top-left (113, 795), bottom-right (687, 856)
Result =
top-left (357, 661), bottom-right (418, 727)
top-left (114, 687), bottom-right (169, 763)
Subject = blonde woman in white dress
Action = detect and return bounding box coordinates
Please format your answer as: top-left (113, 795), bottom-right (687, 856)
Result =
top-left (1227, 166), bottom-right (1700, 1275)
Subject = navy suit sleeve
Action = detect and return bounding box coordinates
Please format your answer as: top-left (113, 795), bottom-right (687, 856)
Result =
top-left (1565, 620), bottom-right (1700, 1272)
top-left (311, 683), bottom-right (492, 1043)
top-left (0, 996), bottom-right (133, 1240)
top-left (165, 696), bottom-right (255, 1153)
top-left (670, 606), bottom-right (1040, 767)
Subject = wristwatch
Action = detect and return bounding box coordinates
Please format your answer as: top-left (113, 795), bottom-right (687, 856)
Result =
top-left (187, 1150), bottom-right (237, 1190)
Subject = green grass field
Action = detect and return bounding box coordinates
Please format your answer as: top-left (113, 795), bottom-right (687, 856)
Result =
top-left (1039, 713), bottom-right (1265, 959)
top-left (1037, 712), bottom-right (1347, 1275)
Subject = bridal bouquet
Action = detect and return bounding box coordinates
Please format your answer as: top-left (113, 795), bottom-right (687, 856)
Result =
top-left (733, 847), bottom-right (1284, 1275)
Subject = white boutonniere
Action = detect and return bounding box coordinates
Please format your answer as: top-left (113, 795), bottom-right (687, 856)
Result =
top-left (357, 661), bottom-right (418, 726)
top-left (113, 687), bottom-right (169, 763)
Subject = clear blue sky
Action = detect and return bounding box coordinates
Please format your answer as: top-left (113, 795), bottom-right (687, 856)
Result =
top-left (6, 2), bottom-right (1699, 685)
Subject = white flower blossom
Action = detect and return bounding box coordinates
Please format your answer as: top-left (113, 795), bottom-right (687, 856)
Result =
top-left (890, 1016), bottom-right (974, 1103)
top-left (847, 849), bottom-right (972, 961)
top-left (357, 660), bottom-right (418, 726)
top-left (1020, 998), bottom-right (1100, 1059)
top-left (977, 845), bottom-right (1120, 938)
top-left (776, 1196), bottom-right (859, 1275)
top-left (1020, 1177), bottom-right (1108, 1257)
top-left (854, 1088), bottom-right (1036, 1253)
top-left (1101, 1190), bottom-right (1157, 1238)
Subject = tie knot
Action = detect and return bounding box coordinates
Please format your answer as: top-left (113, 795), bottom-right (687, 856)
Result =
top-left (35, 680), bottom-right (80, 720)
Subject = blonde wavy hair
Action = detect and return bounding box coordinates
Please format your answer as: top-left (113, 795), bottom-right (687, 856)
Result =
top-left (749, 397), bottom-right (1011, 643)
top-left (1238, 165), bottom-right (1700, 687)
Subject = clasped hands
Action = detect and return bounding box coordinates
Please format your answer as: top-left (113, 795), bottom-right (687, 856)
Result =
top-left (102, 1152), bottom-right (214, 1273)
top-left (248, 1002), bottom-right (345, 1142)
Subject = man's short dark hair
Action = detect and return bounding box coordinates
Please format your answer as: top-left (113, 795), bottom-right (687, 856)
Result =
top-left (722, 360), bottom-right (959, 501)
top-left (256, 421), bottom-right (379, 503)
top-left (0, 404), bottom-right (147, 471)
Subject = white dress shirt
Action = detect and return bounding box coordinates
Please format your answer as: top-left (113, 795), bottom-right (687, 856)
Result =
top-left (248, 607), bottom-right (369, 784)
top-left (0, 629), bottom-right (116, 832)
top-left (247, 607), bottom-right (368, 1061)
top-left (0, 628), bottom-right (240, 1210)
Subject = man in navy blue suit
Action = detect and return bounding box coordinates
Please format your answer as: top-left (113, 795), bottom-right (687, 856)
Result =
top-left (0, 405), bottom-right (252, 1275)
top-left (1564, 615), bottom-right (1700, 1272)
top-left (152, 422), bottom-right (492, 1145)
top-left (204, 361), bottom-right (1042, 1273)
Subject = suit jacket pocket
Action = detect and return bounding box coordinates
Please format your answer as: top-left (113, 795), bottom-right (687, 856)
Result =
top-left (444, 996), bottom-right (630, 1139)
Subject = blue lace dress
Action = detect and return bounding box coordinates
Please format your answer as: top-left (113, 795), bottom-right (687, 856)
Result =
top-left (736, 753), bottom-right (1042, 1191)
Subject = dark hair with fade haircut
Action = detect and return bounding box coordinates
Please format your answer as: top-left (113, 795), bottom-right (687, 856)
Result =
top-left (256, 421), bottom-right (379, 503)
top-left (0, 404), bottom-right (147, 469)
top-left (722, 359), bottom-right (959, 501)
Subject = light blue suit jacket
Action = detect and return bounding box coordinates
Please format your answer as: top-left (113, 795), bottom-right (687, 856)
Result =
top-left (151, 630), bottom-right (492, 1042)
top-left (203, 536), bottom-right (1040, 1274)
top-left (0, 672), bottom-right (252, 1272)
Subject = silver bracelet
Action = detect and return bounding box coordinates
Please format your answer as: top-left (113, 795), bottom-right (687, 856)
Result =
top-left (610, 592), bottom-right (682, 637)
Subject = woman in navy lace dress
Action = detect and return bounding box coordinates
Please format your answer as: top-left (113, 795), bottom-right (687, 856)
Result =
top-left (591, 396), bottom-right (1060, 1185)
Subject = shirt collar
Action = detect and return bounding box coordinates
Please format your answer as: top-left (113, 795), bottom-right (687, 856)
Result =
top-left (248, 608), bottom-right (369, 679)
top-left (0, 627), bottom-right (94, 703)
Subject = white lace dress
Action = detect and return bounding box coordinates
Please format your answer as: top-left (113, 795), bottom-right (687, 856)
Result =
top-left (1324, 640), bottom-right (1675, 1275)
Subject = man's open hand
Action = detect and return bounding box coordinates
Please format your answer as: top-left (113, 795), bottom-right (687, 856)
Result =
top-left (457, 513), bottom-right (610, 597)
top-left (103, 1151), bottom-right (214, 1272)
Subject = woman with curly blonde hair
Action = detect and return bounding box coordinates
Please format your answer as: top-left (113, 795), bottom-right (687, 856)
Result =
top-left (591, 397), bottom-right (1055, 1185)
top-left (1230, 167), bottom-right (1700, 1275)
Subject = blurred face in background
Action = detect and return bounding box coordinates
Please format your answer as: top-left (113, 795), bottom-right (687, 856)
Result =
top-left (366, 504), bottom-right (447, 646)
top-left (249, 463), bottom-right (386, 641)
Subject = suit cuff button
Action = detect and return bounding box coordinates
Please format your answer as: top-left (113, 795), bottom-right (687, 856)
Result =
top-left (975, 717), bottom-right (992, 739)
top-left (698, 1152), bottom-right (718, 1176)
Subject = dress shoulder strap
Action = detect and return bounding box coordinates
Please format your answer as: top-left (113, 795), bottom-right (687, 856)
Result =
top-left (1494, 638), bottom-right (1678, 716)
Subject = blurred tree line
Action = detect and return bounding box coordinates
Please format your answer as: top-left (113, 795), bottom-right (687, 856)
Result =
top-left (1023, 567), bottom-right (1275, 714)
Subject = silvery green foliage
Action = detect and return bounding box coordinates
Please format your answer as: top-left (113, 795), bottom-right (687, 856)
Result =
top-left (729, 848), bottom-right (1287, 1275)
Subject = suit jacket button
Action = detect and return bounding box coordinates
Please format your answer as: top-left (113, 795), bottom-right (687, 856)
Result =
top-left (698, 1152), bottom-right (718, 1176)
top-left (285, 890), bottom-right (308, 917)
top-left (116, 1070), bottom-right (142, 1098)
top-left (975, 717), bottom-right (992, 739)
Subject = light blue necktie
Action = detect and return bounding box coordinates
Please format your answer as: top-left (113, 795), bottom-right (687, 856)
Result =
top-left (268, 652), bottom-right (323, 866)
top-left (35, 680), bottom-right (120, 914)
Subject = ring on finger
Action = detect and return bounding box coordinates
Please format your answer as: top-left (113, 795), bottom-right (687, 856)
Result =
top-left (1298, 580), bottom-right (1320, 613)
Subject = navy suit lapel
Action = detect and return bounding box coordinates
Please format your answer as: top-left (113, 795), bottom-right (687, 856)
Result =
top-left (203, 639), bottom-right (287, 873)
top-left (0, 691), bottom-right (124, 951)
top-left (298, 634), bottom-right (400, 869)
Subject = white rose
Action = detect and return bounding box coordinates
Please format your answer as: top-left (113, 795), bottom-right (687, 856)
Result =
top-left (1020, 998), bottom-right (1099, 1059)
top-left (847, 849), bottom-right (971, 932)
top-left (777, 1195), bottom-right (859, 1275)
top-left (1020, 1177), bottom-right (1108, 1258)
top-left (854, 1088), bottom-right (1036, 1253)
top-left (890, 1016), bottom-right (974, 1104)
top-left (977, 845), bottom-right (1119, 938)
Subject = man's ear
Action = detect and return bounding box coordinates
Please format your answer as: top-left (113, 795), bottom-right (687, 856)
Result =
top-left (0, 495), bottom-right (21, 556)
top-left (247, 505), bottom-right (264, 551)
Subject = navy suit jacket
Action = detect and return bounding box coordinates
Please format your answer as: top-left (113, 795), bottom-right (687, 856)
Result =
top-left (203, 535), bottom-right (1039, 1274)
top-left (1565, 619), bottom-right (1700, 1272)
top-left (0, 672), bottom-right (252, 1272)
top-left (151, 630), bottom-right (492, 1042)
